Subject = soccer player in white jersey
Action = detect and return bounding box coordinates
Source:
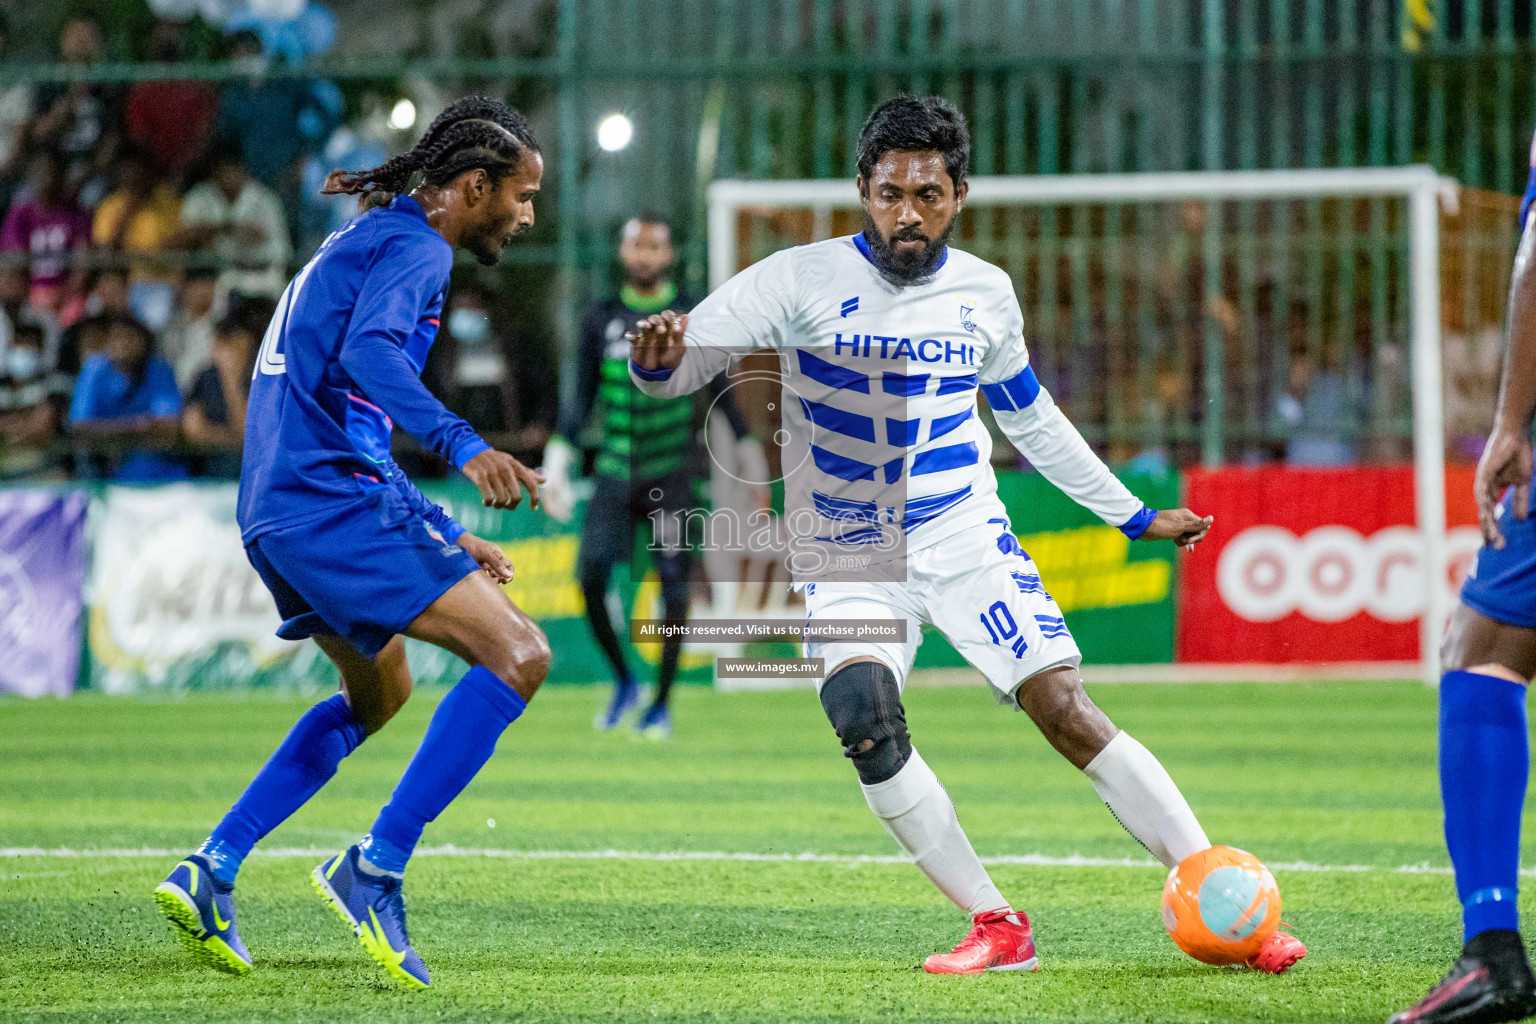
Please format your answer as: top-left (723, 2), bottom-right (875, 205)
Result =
top-left (629, 96), bottom-right (1306, 975)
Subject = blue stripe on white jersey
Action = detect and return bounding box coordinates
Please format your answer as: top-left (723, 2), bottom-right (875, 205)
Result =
top-left (665, 234), bottom-right (1042, 558)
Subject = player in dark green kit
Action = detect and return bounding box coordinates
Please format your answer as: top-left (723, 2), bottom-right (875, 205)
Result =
top-left (543, 214), bottom-right (758, 738)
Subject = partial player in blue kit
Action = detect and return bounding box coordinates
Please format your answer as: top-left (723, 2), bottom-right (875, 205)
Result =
top-left (152, 97), bottom-right (550, 991)
top-left (1390, 133), bottom-right (1536, 1024)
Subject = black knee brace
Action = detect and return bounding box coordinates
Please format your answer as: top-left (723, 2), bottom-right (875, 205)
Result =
top-left (818, 661), bottom-right (911, 785)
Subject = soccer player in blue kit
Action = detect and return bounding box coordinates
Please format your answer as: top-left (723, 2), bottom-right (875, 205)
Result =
top-left (1390, 139), bottom-right (1536, 1024)
top-left (152, 97), bottom-right (549, 990)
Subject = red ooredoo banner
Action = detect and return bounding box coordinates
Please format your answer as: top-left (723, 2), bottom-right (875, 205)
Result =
top-left (1178, 466), bottom-right (1479, 663)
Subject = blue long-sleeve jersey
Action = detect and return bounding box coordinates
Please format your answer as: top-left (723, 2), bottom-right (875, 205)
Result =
top-left (237, 195), bottom-right (490, 545)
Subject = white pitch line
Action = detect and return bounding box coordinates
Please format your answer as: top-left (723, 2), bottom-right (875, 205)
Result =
top-left (0, 845), bottom-right (1480, 876)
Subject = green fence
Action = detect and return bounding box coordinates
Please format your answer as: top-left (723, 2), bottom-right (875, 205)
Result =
top-left (7, 0), bottom-right (1535, 462)
top-left (12, 2), bottom-right (1536, 271)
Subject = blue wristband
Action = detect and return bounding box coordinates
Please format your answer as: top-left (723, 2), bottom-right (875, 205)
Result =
top-left (1119, 505), bottom-right (1158, 540)
top-left (630, 360), bottom-right (676, 382)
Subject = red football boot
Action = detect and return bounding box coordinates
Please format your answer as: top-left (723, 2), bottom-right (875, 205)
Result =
top-left (1247, 924), bottom-right (1307, 974)
top-left (922, 909), bottom-right (1039, 974)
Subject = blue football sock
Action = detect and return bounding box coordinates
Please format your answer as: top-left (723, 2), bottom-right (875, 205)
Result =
top-left (362, 666), bottom-right (526, 875)
top-left (202, 693), bottom-right (367, 885)
top-left (1440, 669), bottom-right (1529, 941)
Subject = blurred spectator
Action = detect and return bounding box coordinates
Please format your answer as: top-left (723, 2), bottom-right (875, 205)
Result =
top-left (0, 322), bottom-right (68, 476)
top-left (300, 127), bottom-right (386, 250)
top-left (183, 305), bottom-right (263, 477)
top-left (178, 148), bottom-right (291, 300)
top-left (0, 266), bottom-right (60, 366)
top-left (1443, 327), bottom-right (1502, 463)
top-left (56, 269), bottom-right (131, 377)
top-left (68, 312), bottom-right (184, 481)
top-left (159, 268), bottom-right (220, 390)
top-left (440, 286), bottom-right (509, 430)
top-left (92, 150), bottom-right (181, 331)
top-left (430, 284), bottom-right (554, 452)
top-left (0, 267), bottom-right (26, 348)
top-left (0, 13), bottom-right (34, 180)
top-left (28, 16), bottom-right (122, 206)
top-left (1, 149), bottom-right (90, 314)
top-left (214, 30), bottom-right (333, 195)
top-left (124, 19), bottom-right (217, 184)
top-left (1273, 327), bottom-right (1363, 467)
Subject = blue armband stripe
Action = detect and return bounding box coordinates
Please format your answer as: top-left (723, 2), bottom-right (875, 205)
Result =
top-left (979, 365), bottom-right (1040, 412)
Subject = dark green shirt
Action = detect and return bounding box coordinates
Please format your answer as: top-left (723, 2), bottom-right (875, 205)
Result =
top-left (558, 284), bottom-right (751, 481)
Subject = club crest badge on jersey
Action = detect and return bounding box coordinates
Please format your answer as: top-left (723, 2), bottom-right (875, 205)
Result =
top-left (957, 296), bottom-right (978, 334)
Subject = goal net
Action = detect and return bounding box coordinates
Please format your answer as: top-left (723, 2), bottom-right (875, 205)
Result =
top-left (707, 169), bottom-right (1516, 681)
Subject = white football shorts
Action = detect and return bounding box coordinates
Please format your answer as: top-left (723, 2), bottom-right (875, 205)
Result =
top-left (802, 517), bottom-right (1082, 704)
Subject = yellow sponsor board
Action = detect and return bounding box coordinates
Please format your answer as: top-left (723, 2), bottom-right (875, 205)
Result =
top-left (498, 534), bottom-right (585, 620)
top-left (1016, 525), bottom-right (1172, 613)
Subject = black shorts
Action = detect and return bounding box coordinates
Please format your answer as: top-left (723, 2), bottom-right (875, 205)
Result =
top-left (578, 472), bottom-right (694, 583)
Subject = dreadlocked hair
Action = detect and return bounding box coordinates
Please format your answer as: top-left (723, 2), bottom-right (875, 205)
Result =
top-left (321, 96), bottom-right (539, 206)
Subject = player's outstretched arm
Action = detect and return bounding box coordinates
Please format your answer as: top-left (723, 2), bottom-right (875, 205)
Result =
top-left (338, 235), bottom-right (544, 511)
top-left (342, 343), bottom-right (542, 511)
top-left (1478, 219), bottom-right (1536, 547)
top-left (985, 368), bottom-right (1212, 551)
top-left (629, 310), bottom-right (687, 372)
top-left (629, 247), bottom-right (798, 398)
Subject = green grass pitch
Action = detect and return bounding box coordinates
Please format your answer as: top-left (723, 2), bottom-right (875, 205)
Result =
top-left (0, 679), bottom-right (1502, 1023)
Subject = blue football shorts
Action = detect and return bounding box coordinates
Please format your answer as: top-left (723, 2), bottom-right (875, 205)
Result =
top-left (246, 487), bottom-right (480, 658)
top-left (1461, 485), bottom-right (1536, 630)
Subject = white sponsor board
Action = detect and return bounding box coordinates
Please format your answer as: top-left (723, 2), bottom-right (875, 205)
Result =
top-left (88, 484), bottom-right (298, 692)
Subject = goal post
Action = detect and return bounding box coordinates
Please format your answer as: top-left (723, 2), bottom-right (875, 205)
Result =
top-left (707, 168), bottom-right (1456, 683)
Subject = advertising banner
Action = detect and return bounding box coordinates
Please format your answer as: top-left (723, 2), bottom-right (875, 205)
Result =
top-left (87, 484), bottom-right (299, 692)
top-left (914, 469), bottom-right (1182, 668)
top-left (421, 482), bottom-right (716, 688)
top-left (0, 489), bottom-right (88, 696)
top-left (79, 469), bottom-right (1178, 692)
top-left (1178, 466), bottom-right (1480, 663)
top-left (85, 481), bottom-right (711, 692)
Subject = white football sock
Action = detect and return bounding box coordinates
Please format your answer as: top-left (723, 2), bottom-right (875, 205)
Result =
top-left (861, 749), bottom-right (1009, 916)
top-left (1083, 731), bottom-right (1210, 869)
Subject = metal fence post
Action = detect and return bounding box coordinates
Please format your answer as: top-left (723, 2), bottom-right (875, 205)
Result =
top-left (1201, 0), bottom-right (1226, 467)
top-left (556, 0), bottom-right (582, 426)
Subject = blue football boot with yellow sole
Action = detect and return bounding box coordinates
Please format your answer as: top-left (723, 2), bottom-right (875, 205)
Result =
top-left (153, 854), bottom-right (253, 976)
top-left (312, 845), bottom-right (430, 990)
